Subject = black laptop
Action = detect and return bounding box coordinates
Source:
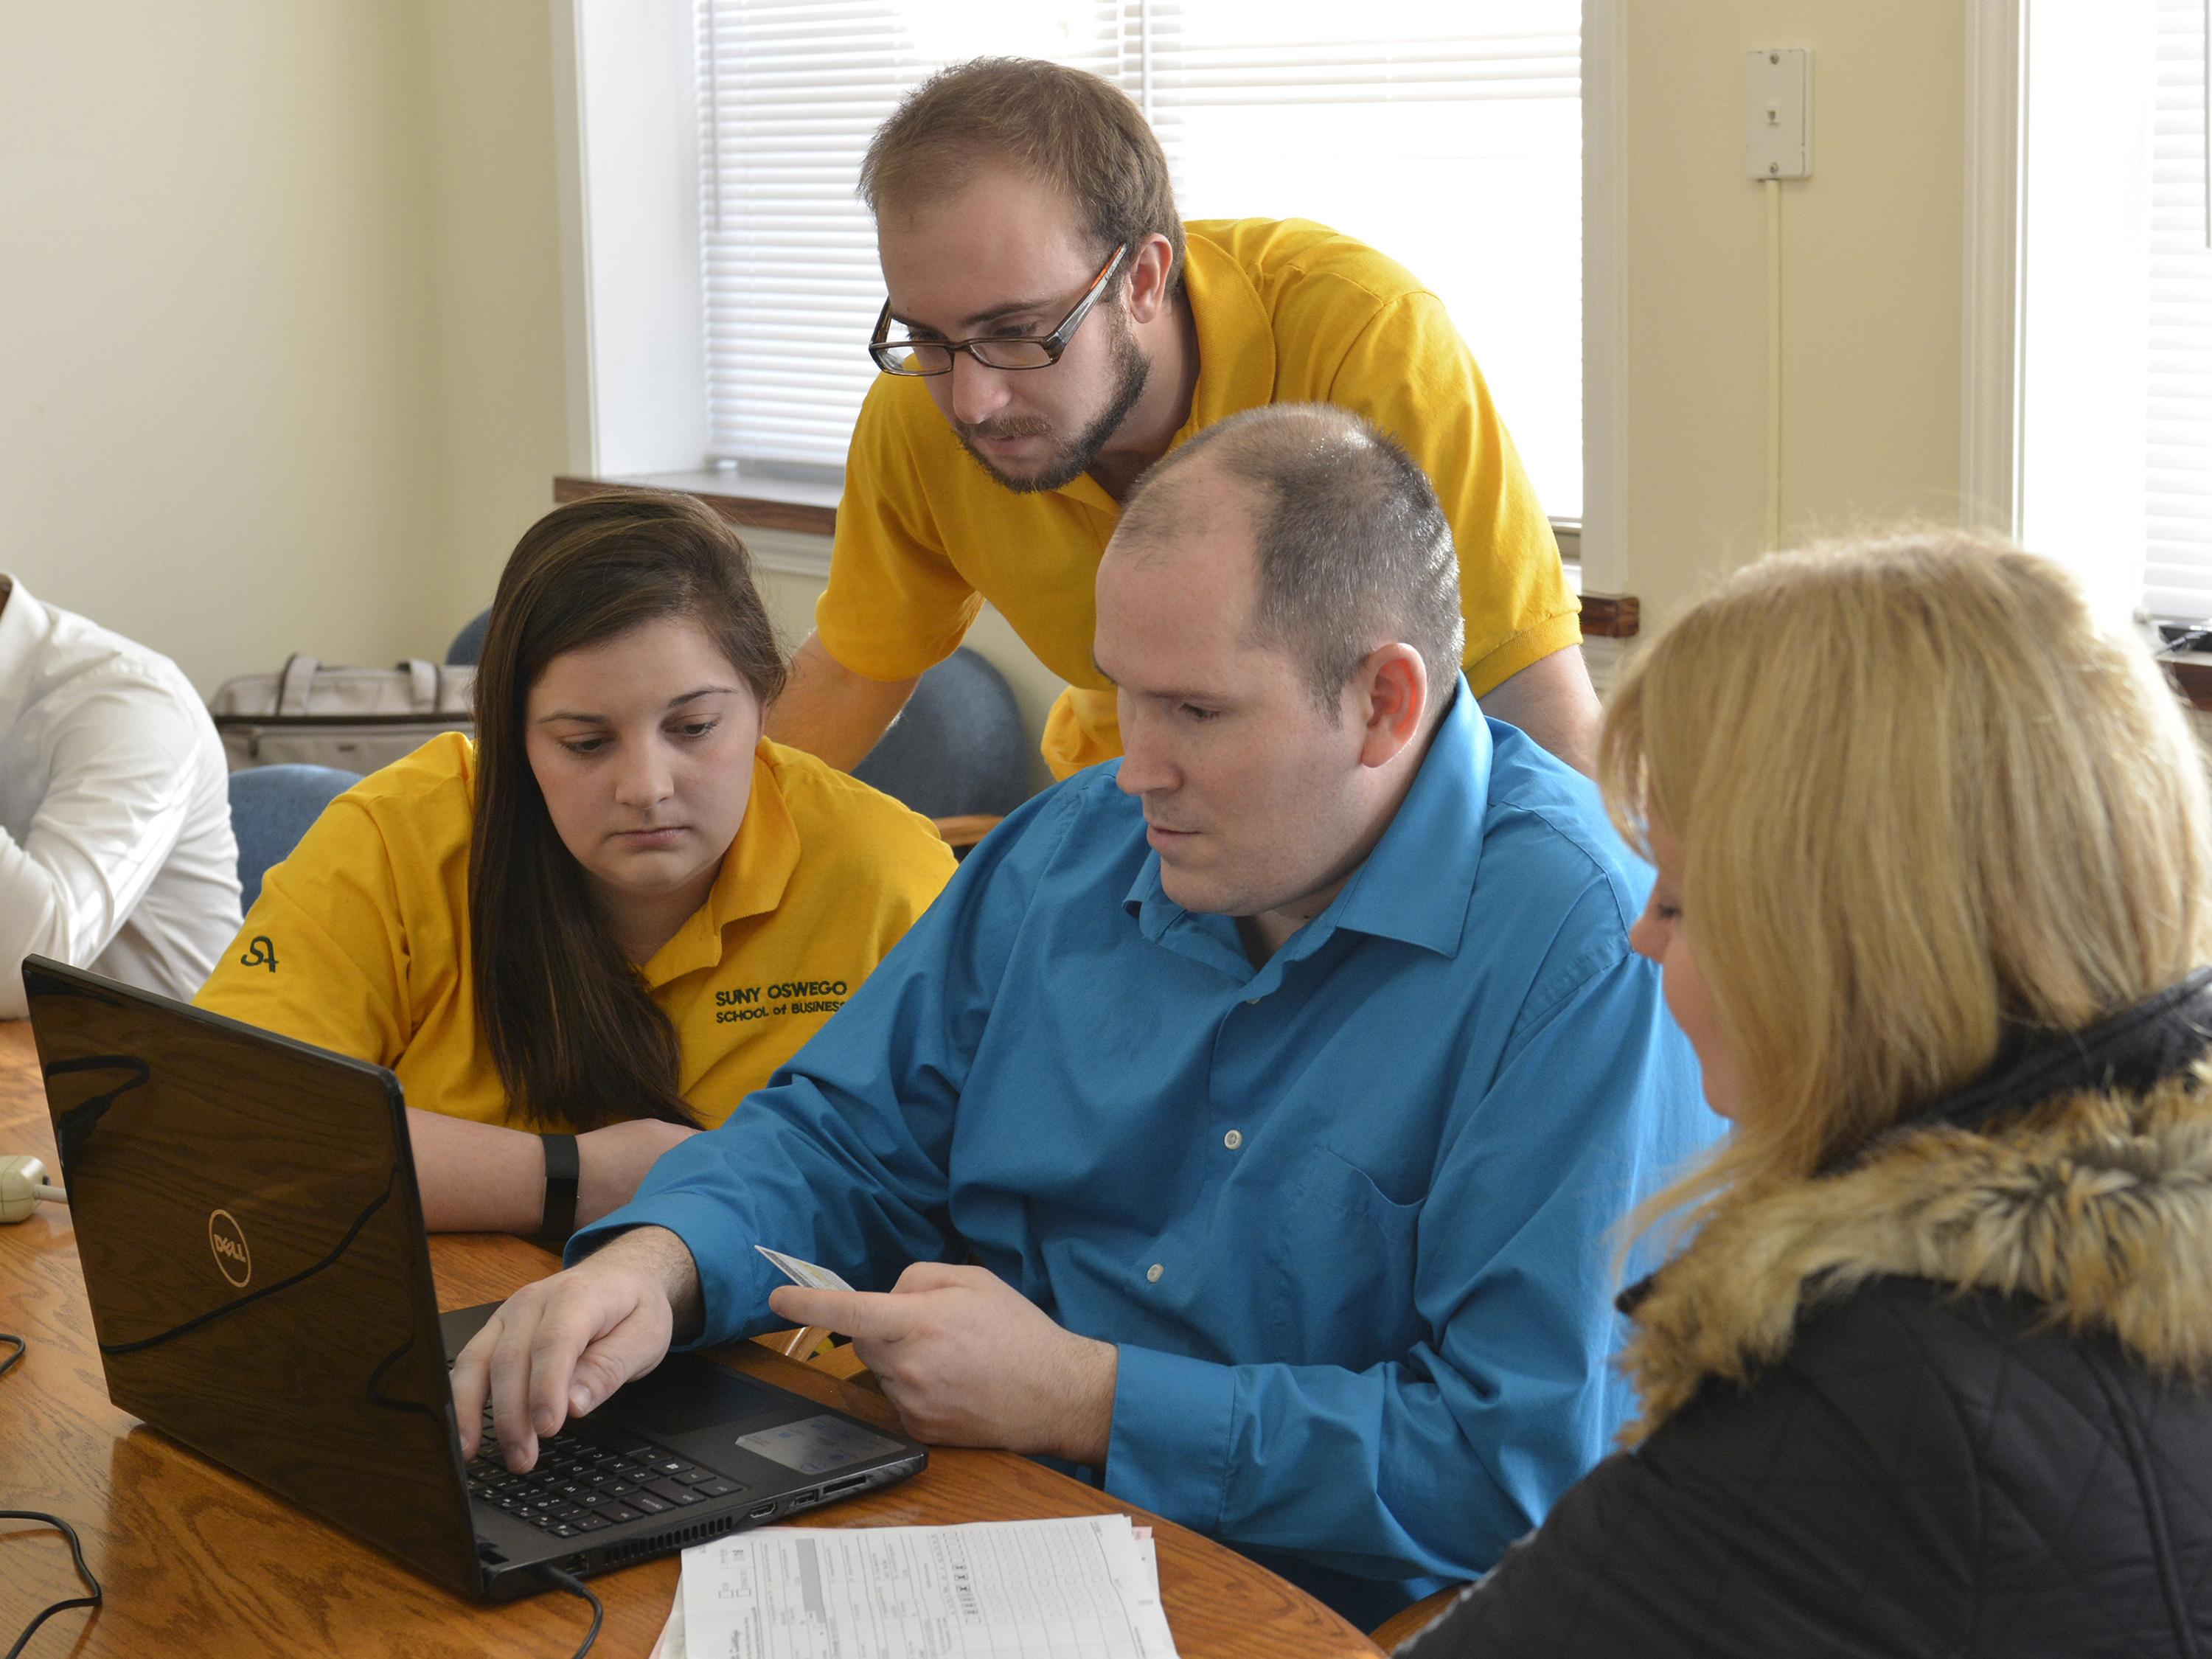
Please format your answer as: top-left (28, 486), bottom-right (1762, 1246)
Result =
top-left (23, 956), bottom-right (926, 1601)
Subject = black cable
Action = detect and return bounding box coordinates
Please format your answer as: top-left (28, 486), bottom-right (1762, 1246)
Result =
top-left (2164, 618), bottom-right (2212, 655)
top-left (0, 1510), bottom-right (103, 1658)
top-left (2, 1330), bottom-right (593, 1657)
top-left (1, 1335), bottom-right (104, 1656)
top-left (532, 1564), bottom-right (603, 1658)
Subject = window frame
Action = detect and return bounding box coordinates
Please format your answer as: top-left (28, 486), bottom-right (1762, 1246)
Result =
top-left (552, 0), bottom-right (1618, 599)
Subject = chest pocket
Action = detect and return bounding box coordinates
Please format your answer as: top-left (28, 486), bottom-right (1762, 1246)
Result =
top-left (1267, 1145), bottom-right (1425, 1366)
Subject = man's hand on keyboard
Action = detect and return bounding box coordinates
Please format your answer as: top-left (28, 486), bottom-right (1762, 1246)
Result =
top-left (451, 1225), bottom-right (704, 1472)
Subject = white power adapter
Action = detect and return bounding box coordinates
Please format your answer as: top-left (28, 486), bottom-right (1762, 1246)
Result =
top-left (0, 1154), bottom-right (67, 1223)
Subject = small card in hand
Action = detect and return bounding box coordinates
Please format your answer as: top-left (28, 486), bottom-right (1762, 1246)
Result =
top-left (755, 1245), bottom-right (856, 1294)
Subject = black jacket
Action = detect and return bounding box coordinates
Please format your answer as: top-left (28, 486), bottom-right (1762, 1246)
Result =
top-left (1402, 971), bottom-right (2212, 1658)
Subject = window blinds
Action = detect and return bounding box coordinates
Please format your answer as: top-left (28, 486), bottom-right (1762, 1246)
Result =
top-left (695, 0), bottom-right (1582, 514)
top-left (2147, 0), bottom-right (2212, 619)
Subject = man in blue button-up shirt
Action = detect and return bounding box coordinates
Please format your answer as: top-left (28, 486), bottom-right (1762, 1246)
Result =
top-left (453, 406), bottom-right (1711, 1626)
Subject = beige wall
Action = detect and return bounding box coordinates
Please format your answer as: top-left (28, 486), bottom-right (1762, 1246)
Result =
top-left (0, 1), bottom-right (566, 695)
top-left (1616, 1), bottom-right (1968, 626)
top-left (422, 1), bottom-right (574, 646)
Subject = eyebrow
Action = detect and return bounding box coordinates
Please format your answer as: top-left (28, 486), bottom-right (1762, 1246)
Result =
top-left (535, 685), bottom-right (737, 723)
top-left (890, 295), bottom-right (1051, 334)
top-left (1091, 654), bottom-right (1232, 704)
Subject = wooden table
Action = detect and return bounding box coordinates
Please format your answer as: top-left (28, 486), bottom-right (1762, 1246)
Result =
top-left (0, 1022), bottom-right (1379, 1657)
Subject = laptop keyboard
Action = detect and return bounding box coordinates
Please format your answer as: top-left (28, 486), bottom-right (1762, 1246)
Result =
top-left (466, 1408), bottom-right (748, 1540)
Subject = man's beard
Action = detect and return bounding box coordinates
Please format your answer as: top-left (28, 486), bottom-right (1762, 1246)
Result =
top-left (951, 305), bottom-right (1152, 495)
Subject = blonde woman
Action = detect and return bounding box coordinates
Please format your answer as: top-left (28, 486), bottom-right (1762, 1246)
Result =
top-left (1401, 532), bottom-right (2212, 1658)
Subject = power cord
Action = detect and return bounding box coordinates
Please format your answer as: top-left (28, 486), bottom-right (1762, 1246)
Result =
top-left (1, 1331), bottom-right (105, 1658)
top-left (532, 1563), bottom-right (603, 1658)
top-left (2, 1326), bottom-right (597, 1657)
top-left (0, 1512), bottom-right (101, 1659)
top-left (2161, 617), bottom-right (2212, 655)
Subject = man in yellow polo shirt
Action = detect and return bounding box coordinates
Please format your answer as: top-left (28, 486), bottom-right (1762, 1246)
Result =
top-left (766, 56), bottom-right (1599, 779)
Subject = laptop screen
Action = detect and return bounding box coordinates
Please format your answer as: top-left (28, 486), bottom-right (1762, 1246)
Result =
top-left (27, 961), bottom-right (481, 1596)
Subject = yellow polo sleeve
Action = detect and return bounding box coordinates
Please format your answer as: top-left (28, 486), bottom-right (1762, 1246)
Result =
top-left (1326, 291), bottom-right (1580, 694)
top-left (817, 375), bottom-right (986, 681)
top-left (195, 789), bottom-right (416, 1067)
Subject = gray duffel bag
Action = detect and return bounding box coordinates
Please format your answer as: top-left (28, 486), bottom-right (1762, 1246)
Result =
top-left (209, 654), bottom-right (476, 772)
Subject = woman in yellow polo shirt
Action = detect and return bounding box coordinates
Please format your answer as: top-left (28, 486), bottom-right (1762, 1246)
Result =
top-left (198, 488), bottom-right (956, 1238)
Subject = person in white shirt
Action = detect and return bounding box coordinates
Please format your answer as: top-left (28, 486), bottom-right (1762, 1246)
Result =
top-left (0, 574), bottom-right (240, 1018)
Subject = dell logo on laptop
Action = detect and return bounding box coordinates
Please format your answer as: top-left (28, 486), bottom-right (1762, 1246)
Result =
top-left (208, 1208), bottom-right (252, 1288)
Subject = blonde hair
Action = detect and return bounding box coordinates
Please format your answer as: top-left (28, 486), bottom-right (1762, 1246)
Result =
top-left (1602, 529), bottom-right (2212, 1237)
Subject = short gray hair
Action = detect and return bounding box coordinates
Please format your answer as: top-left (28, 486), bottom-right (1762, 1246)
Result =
top-left (1116, 405), bottom-right (1463, 715)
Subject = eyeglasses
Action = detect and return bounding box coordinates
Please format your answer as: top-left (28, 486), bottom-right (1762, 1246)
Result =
top-left (868, 243), bottom-right (1129, 377)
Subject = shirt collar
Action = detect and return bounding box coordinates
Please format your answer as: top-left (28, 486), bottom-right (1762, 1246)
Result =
top-left (1048, 227), bottom-right (1277, 519)
top-left (1905, 966), bottom-right (2212, 1142)
top-left (1121, 679), bottom-right (1492, 963)
top-left (1615, 967), bottom-right (2212, 1320)
top-left (1172, 228), bottom-right (1277, 438)
top-left (1326, 681), bottom-right (1490, 957)
top-left (639, 743), bottom-right (800, 988)
top-left (0, 574), bottom-right (48, 724)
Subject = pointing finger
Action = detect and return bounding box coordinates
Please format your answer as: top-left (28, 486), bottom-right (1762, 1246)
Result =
top-left (450, 1315), bottom-right (501, 1458)
top-left (768, 1284), bottom-right (921, 1342)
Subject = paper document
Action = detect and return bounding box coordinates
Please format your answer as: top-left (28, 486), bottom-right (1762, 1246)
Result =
top-left (757, 1245), bottom-right (856, 1294)
top-left (667, 1514), bottom-right (1178, 1658)
top-left (650, 1532), bottom-right (1163, 1659)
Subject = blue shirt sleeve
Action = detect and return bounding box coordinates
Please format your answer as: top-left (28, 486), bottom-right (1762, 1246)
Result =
top-left (1102, 919), bottom-right (1705, 1585)
top-left (566, 781), bottom-right (1088, 1342)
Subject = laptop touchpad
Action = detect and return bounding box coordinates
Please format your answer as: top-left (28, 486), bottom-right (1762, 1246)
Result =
top-left (599, 1351), bottom-right (792, 1436)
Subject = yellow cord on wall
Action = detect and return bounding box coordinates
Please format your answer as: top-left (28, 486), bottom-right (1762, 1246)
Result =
top-left (1764, 175), bottom-right (1783, 549)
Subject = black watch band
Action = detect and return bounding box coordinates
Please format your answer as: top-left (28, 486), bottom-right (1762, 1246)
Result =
top-left (536, 1133), bottom-right (580, 1248)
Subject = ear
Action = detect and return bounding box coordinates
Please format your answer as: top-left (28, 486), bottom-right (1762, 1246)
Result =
top-left (1122, 232), bottom-right (1178, 327)
top-left (1352, 644), bottom-right (1428, 770)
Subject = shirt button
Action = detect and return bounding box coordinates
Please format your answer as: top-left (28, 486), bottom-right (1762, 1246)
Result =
top-left (1145, 1263), bottom-right (1164, 1283)
top-left (1223, 1129), bottom-right (1243, 1150)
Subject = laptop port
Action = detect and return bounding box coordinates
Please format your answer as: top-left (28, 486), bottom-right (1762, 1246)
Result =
top-left (749, 1502), bottom-right (776, 1520)
top-left (820, 1473), bottom-right (870, 1498)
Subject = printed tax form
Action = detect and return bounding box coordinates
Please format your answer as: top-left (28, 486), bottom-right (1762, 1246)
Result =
top-left (655, 1513), bottom-right (1180, 1658)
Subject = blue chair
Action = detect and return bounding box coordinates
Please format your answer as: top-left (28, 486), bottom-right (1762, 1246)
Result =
top-left (855, 649), bottom-right (1031, 849)
top-left (229, 765), bottom-right (361, 911)
top-left (447, 609), bottom-right (491, 667)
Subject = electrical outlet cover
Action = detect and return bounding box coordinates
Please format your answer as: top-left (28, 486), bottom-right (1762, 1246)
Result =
top-left (1746, 48), bottom-right (1812, 179)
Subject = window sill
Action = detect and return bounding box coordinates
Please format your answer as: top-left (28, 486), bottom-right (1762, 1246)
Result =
top-left (549, 474), bottom-right (1636, 636)
top-left (1579, 593), bottom-right (1638, 639)
top-left (554, 467), bottom-right (838, 538)
top-left (2163, 656), bottom-right (2212, 712)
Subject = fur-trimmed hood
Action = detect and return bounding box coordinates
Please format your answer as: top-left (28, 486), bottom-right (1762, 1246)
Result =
top-left (1621, 973), bottom-right (2212, 1442)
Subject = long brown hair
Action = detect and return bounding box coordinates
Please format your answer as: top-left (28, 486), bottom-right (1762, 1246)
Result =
top-left (468, 488), bottom-right (787, 1131)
